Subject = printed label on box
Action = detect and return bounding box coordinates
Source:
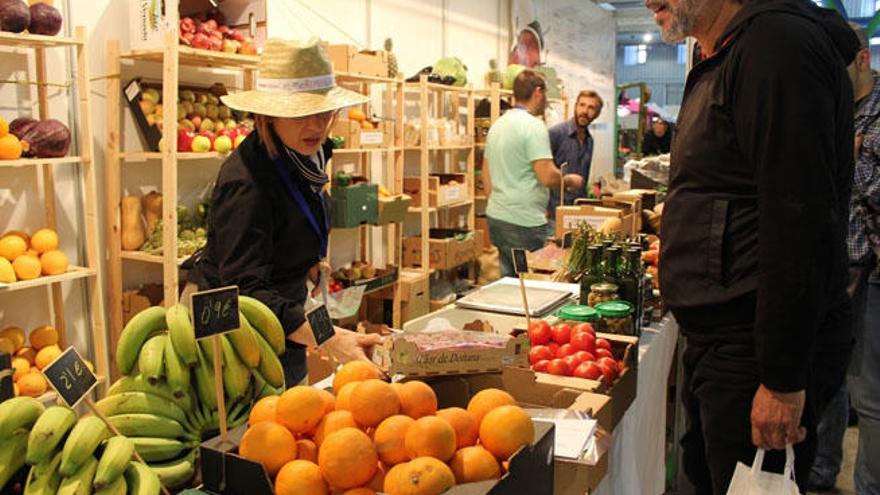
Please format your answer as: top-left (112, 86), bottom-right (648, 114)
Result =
top-left (125, 80), bottom-right (140, 103)
top-left (563, 215), bottom-right (607, 230)
top-left (360, 131), bottom-right (384, 145)
top-left (445, 185), bottom-right (462, 202)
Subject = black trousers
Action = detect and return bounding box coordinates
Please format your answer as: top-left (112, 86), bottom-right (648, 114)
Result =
top-left (678, 295), bottom-right (852, 495)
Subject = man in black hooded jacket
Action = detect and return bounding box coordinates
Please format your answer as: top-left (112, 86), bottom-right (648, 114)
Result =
top-left (644, 0), bottom-right (859, 492)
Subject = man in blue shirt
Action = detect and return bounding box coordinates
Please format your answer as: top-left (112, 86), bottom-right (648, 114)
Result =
top-left (546, 90), bottom-right (604, 234)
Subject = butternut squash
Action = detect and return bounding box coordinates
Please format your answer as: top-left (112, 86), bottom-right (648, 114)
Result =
top-left (121, 195), bottom-right (146, 250)
top-left (142, 191), bottom-right (163, 235)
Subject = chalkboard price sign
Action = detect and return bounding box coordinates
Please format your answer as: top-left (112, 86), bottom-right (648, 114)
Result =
top-left (307, 304), bottom-right (336, 346)
top-left (192, 286), bottom-right (240, 340)
top-left (43, 347), bottom-right (98, 407)
top-left (512, 248), bottom-right (529, 274)
top-left (562, 231), bottom-right (574, 249)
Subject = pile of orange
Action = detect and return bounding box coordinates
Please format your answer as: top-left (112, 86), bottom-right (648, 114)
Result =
top-left (0, 228), bottom-right (68, 284)
top-left (2, 324), bottom-right (90, 398)
top-left (239, 361), bottom-right (535, 495)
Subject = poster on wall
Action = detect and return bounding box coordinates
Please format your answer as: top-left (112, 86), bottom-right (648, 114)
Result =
top-left (509, 0), bottom-right (564, 101)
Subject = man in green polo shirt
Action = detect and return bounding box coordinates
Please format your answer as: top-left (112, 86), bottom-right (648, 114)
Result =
top-left (484, 69), bottom-right (582, 277)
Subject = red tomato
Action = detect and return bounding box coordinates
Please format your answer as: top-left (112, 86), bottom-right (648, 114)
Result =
top-left (573, 323), bottom-right (595, 336)
top-left (546, 342), bottom-right (560, 356)
top-left (572, 351), bottom-right (595, 364)
top-left (596, 338), bottom-right (611, 351)
top-left (598, 357), bottom-right (619, 372)
top-left (595, 348), bottom-right (614, 360)
top-left (528, 321), bottom-right (552, 346)
top-left (532, 359), bottom-right (550, 373)
top-left (551, 324), bottom-right (572, 345)
top-left (555, 343), bottom-right (575, 359)
top-left (573, 361), bottom-right (602, 380)
top-left (563, 354), bottom-right (581, 371)
top-left (570, 331), bottom-right (596, 354)
top-left (598, 361), bottom-right (618, 385)
top-left (547, 359), bottom-right (571, 376)
top-left (529, 345), bottom-right (554, 365)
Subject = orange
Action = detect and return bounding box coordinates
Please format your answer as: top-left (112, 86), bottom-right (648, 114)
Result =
top-left (373, 415), bottom-right (415, 466)
top-left (11, 357), bottom-right (29, 381)
top-left (383, 457), bottom-right (455, 495)
top-left (350, 379), bottom-right (400, 428)
top-left (335, 381), bottom-right (359, 411)
top-left (318, 427), bottom-right (378, 490)
top-left (0, 326), bottom-right (25, 350)
top-left (16, 373), bottom-right (47, 398)
top-left (0, 338), bottom-right (14, 355)
top-left (39, 250), bottom-right (68, 276)
top-left (2, 231), bottom-right (29, 245)
top-left (29, 325), bottom-right (58, 350)
top-left (276, 386), bottom-right (326, 435)
top-left (0, 235), bottom-right (27, 261)
top-left (365, 463), bottom-right (385, 491)
top-left (275, 460), bottom-right (328, 495)
top-left (318, 388), bottom-right (336, 414)
top-left (34, 344), bottom-right (61, 370)
top-left (12, 255), bottom-right (41, 280)
top-left (0, 258), bottom-right (14, 283)
top-left (436, 407), bottom-right (478, 448)
top-left (396, 381), bottom-right (437, 419)
top-left (29, 228), bottom-right (59, 254)
top-left (0, 116), bottom-right (8, 137)
top-left (314, 410), bottom-right (358, 447)
top-left (239, 421), bottom-right (298, 476)
top-left (0, 134), bottom-right (22, 160)
top-left (348, 108), bottom-right (367, 122)
top-left (249, 396), bottom-right (279, 425)
top-left (449, 446), bottom-right (501, 483)
top-left (333, 361), bottom-right (380, 394)
top-left (296, 439), bottom-right (318, 463)
top-left (467, 388), bottom-right (515, 428)
top-left (404, 416), bottom-right (456, 462)
top-left (478, 405), bottom-right (534, 460)
top-left (14, 346), bottom-right (36, 366)
top-left (341, 489), bottom-right (374, 495)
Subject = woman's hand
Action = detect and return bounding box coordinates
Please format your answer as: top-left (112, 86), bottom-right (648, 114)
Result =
top-left (323, 327), bottom-right (383, 365)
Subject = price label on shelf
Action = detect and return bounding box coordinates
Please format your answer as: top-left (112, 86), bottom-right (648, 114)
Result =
top-left (191, 286), bottom-right (240, 339)
top-left (307, 304), bottom-right (336, 346)
top-left (42, 347), bottom-right (98, 408)
top-left (512, 248), bottom-right (529, 274)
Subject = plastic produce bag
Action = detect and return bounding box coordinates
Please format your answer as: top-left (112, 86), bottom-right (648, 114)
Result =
top-left (726, 445), bottom-right (799, 495)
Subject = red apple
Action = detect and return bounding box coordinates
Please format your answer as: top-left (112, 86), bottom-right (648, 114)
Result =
top-left (177, 129), bottom-right (195, 152)
top-left (563, 354), bottom-right (582, 371)
top-left (527, 321), bottom-right (552, 346)
top-left (179, 17), bottom-right (196, 34)
top-left (573, 362), bottom-right (602, 380)
top-left (555, 343), bottom-right (575, 359)
top-left (179, 31), bottom-right (194, 46)
top-left (190, 115), bottom-right (202, 129)
top-left (595, 348), bottom-right (614, 360)
top-left (572, 351), bottom-right (595, 364)
top-left (209, 37), bottom-right (223, 51)
top-left (203, 19), bottom-right (218, 32)
top-left (529, 345), bottom-right (554, 365)
top-left (216, 128), bottom-right (237, 139)
top-left (547, 359), bottom-right (571, 377)
top-left (532, 359), bottom-right (550, 373)
top-left (596, 338), bottom-right (612, 351)
top-left (570, 331), bottom-right (596, 354)
top-left (551, 324), bottom-right (572, 345)
top-left (191, 32), bottom-right (211, 50)
top-left (230, 30), bottom-right (246, 42)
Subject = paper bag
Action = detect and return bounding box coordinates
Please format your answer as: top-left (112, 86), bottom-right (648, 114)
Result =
top-left (726, 445), bottom-right (799, 495)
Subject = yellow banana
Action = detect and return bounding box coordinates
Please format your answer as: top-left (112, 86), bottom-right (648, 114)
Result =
top-left (117, 306), bottom-right (167, 375)
top-left (0, 429), bottom-right (29, 490)
top-left (193, 346), bottom-right (218, 410)
top-left (93, 436), bottom-right (134, 490)
top-left (24, 451), bottom-right (63, 495)
top-left (57, 455), bottom-right (98, 495)
top-left (239, 295), bottom-right (286, 355)
top-left (130, 438), bottom-right (191, 463)
top-left (165, 304), bottom-right (198, 368)
top-left (26, 405), bottom-right (77, 465)
top-left (163, 333), bottom-right (191, 399)
top-left (0, 396), bottom-right (45, 440)
top-left (94, 473), bottom-right (126, 495)
top-left (107, 375), bottom-right (191, 410)
top-left (124, 461), bottom-right (160, 495)
top-left (227, 313), bottom-right (260, 368)
top-left (255, 331), bottom-right (285, 388)
top-left (105, 414), bottom-right (189, 440)
top-left (95, 392), bottom-right (190, 430)
top-left (148, 449), bottom-right (196, 489)
top-left (221, 335), bottom-right (251, 402)
top-left (59, 416), bottom-right (111, 477)
top-left (138, 333), bottom-right (167, 385)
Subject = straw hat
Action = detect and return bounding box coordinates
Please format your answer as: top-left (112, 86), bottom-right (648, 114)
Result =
top-left (221, 38), bottom-right (369, 118)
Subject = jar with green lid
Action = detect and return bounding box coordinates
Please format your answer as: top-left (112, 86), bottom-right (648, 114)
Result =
top-left (595, 300), bottom-right (635, 335)
top-left (588, 282), bottom-right (619, 307)
top-left (558, 304), bottom-right (599, 323)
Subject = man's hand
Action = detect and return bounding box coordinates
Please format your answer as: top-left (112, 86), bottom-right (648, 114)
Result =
top-left (750, 385), bottom-right (806, 450)
top-left (324, 327), bottom-right (383, 365)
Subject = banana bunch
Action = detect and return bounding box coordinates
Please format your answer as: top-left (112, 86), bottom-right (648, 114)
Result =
top-left (104, 296), bottom-right (287, 489)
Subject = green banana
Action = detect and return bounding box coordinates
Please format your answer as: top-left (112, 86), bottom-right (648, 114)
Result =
top-left (138, 333), bottom-right (167, 385)
top-left (131, 438), bottom-right (191, 463)
top-left (106, 414), bottom-right (189, 440)
top-left (24, 451), bottom-right (63, 495)
top-left (108, 375), bottom-right (176, 402)
top-left (124, 462), bottom-right (160, 495)
top-left (94, 436), bottom-right (134, 489)
top-left (94, 473), bottom-right (126, 495)
top-left (198, 338), bottom-right (221, 366)
top-left (165, 303), bottom-right (198, 368)
top-left (57, 455), bottom-right (98, 495)
top-left (117, 306), bottom-right (167, 375)
top-left (255, 332), bottom-right (285, 388)
top-left (95, 392), bottom-right (190, 430)
top-left (26, 405), bottom-right (77, 465)
top-left (221, 335), bottom-right (252, 402)
top-left (239, 295), bottom-right (286, 355)
top-left (0, 429), bottom-right (29, 490)
top-left (163, 333), bottom-right (191, 398)
top-left (227, 313), bottom-right (261, 368)
top-left (148, 449), bottom-right (196, 489)
top-left (193, 346), bottom-right (218, 410)
top-left (60, 416), bottom-right (111, 477)
top-left (0, 396), bottom-right (45, 440)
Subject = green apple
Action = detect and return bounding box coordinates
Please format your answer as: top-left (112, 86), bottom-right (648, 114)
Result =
top-left (191, 135), bottom-right (211, 153)
top-left (142, 88), bottom-right (160, 104)
top-left (180, 90), bottom-right (195, 102)
top-left (214, 135), bottom-right (233, 153)
top-left (218, 106), bottom-right (231, 120)
top-left (199, 118), bottom-right (214, 132)
top-left (233, 134), bottom-right (246, 148)
top-left (225, 119), bottom-right (237, 130)
top-left (193, 103), bottom-right (207, 118)
top-left (206, 104), bottom-right (219, 120)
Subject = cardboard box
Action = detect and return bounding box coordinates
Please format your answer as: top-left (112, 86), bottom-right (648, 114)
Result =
top-left (200, 422), bottom-right (554, 495)
top-left (403, 229), bottom-right (476, 270)
top-left (612, 189), bottom-right (658, 211)
top-left (398, 269), bottom-right (430, 323)
top-left (325, 44), bottom-right (389, 77)
top-left (306, 349), bottom-right (336, 386)
top-left (329, 183), bottom-right (379, 228)
top-left (339, 266), bottom-right (398, 292)
top-left (122, 284), bottom-right (164, 326)
top-left (331, 119), bottom-right (393, 149)
top-left (555, 198), bottom-right (642, 240)
top-left (375, 194), bottom-right (411, 225)
top-left (129, 0), bottom-right (267, 52)
top-left (404, 174), bottom-right (468, 208)
top-left (372, 331), bottom-right (530, 378)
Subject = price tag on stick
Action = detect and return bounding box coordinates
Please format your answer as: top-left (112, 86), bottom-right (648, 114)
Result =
top-left (307, 304), bottom-right (336, 346)
top-left (562, 231), bottom-right (574, 249)
top-left (511, 248), bottom-right (532, 328)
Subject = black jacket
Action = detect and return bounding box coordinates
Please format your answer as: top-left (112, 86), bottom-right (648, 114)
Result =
top-left (642, 129), bottom-right (672, 156)
top-left (188, 130), bottom-right (331, 336)
top-left (660, 0), bottom-right (859, 392)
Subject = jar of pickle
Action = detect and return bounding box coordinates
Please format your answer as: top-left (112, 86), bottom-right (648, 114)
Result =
top-left (588, 283), bottom-right (619, 307)
top-left (557, 304), bottom-right (599, 323)
top-left (595, 301), bottom-right (635, 335)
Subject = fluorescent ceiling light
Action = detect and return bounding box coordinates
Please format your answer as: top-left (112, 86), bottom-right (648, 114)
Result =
top-left (871, 37), bottom-right (880, 46)
top-left (643, 33), bottom-right (653, 42)
top-left (598, 2), bottom-right (616, 10)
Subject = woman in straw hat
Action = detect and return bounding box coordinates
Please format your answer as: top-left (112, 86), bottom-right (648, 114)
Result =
top-left (186, 38), bottom-right (381, 387)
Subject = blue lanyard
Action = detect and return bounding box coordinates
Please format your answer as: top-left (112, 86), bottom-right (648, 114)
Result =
top-left (271, 155), bottom-right (329, 258)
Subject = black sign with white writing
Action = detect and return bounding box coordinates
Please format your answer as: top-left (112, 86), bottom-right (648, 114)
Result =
top-left (43, 347), bottom-right (97, 407)
top-left (562, 231), bottom-right (574, 249)
top-left (307, 304), bottom-right (336, 346)
top-left (192, 286), bottom-right (240, 339)
top-left (512, 248), bottom-right (529, 274)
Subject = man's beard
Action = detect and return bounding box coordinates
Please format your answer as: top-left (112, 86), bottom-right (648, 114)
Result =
top-left (576, 115), bottom-right (590, 127)
top-left (658, 0), bottom-right (701, 43)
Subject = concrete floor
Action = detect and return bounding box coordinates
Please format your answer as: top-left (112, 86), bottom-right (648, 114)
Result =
top-left (808, 426), bottom-right (859, 495)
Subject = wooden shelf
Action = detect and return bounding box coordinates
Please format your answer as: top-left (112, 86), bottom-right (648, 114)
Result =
top-left (121, 46), bottom-right (260, 70)
top-left (0, 156), bottom-right (82, 168)
top-left (120, 251), bottom-right (187, 265)
top-left (0, 266), bottom-right (95, 293)
top-left (405, 81), bottom-right (472, 94)
top-left (119, 151), bottom-right (228, 161)
top-left (475, 143), bottom-right (486, 148)
top-left (0, 32), bottom-right (83, 49)
top-left (408, 199), bottom-right (474, 213)
top-left (403, 144), bottom-right (473, 151)
top-left (335, 71), bottom-right (399, 84)
top-left (333, 147), bottom-right (398, 154)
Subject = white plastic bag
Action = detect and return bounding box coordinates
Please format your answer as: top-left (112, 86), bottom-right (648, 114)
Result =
top-left (726, 445), bottom-right (800, 495)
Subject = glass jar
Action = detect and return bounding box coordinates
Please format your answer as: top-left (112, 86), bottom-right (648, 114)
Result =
top-left (588, 282), bottom-right (619, 307)
top-left (557, 304), bottom-right (599, 323)
top-left (595, 301), bottom-right (635, 335)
